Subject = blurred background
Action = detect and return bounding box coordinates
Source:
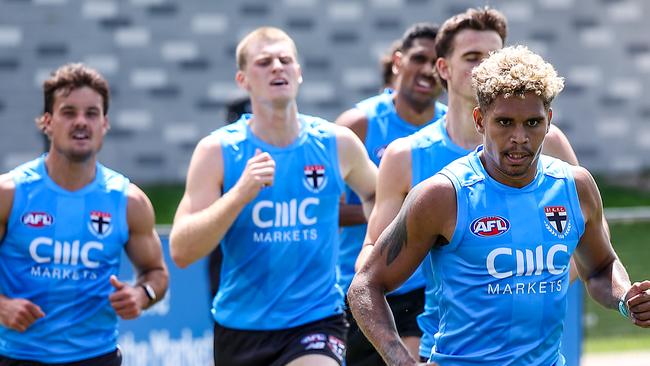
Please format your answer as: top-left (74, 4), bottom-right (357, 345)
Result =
top-left (1, 0), bottom-right (650, 364)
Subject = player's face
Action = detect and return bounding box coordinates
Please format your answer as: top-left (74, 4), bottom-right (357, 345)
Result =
top-left (394, 38), bottom-right (442, 110)
top-left (474, 92), bottom-right (551, 188)
top-left (437, 29), bottom-right (503, 102)
top-left (43, 86), bottom-right (109, 163)
top-left (237, 40), bottom-right (302, 107)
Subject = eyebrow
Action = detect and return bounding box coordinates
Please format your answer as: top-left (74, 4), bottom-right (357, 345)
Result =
top-left (59, 105), bottom-right (101, 112)
top-left (492, 115), bottom-right (545, 121)
top-left (461, 50), bottom-right (482, 58)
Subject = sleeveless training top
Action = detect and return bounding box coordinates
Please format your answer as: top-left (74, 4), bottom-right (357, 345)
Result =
top-left (0, 156), bottom-right (129, 362)
top-left (338, 89), bottom-right (447, 295)
top-left (212, 114), bottom-right (346, 330)
top-left (428, 147), bottom-right (584, 365)
top-left (406, 118), bottom-right (471, 357)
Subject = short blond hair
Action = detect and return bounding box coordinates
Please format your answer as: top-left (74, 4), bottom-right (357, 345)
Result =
top-left (472, 45), bottom-right (564, 110)
top-left (235, 27), bottom-right (298, 70)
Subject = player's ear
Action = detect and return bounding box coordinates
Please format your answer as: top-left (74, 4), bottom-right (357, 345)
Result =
top-left (436, 57), bottom-right (450, 83)
top-left (392, 51), bottom-right (403, 75)
top-left (235, 70), bottom-right (248, 91)
top-left (546, 108), bottom-right (553, 133)
top-left (473, 107), bottom-right (485, 134)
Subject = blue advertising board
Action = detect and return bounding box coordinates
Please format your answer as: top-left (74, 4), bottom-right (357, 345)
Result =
top-left (118, 237), bottom-right (214, 366)
top-left (117, 236), bottom-right (582, 365)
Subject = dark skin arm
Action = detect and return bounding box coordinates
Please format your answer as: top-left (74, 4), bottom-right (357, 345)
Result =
top-left (571, 166), bottom-right (650, 327)
top-left (348, 174), bottom-right (455, 366)
top-left (335, 108), bottom-right (371, 226)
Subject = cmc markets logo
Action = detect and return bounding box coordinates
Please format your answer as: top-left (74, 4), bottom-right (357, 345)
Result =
top-left (29, 237), bottom-right (104, 268)
top-left (470, 216), bottom-right (510, 237)
top-left (252, 198), bottom-right (319, 228)
top-left (22, 212), bottom-right (54, 228)
top-left (486, 244), bottom-right (568, 279)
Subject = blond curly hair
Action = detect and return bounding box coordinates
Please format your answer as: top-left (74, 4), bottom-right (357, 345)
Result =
top-left (472, 45), bottom-right (564, 111)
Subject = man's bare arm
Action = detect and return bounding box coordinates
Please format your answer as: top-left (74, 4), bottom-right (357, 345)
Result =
top-left (169, 136), bottom-right (275, 268)
top-left (0, 173), bottom-right (14, 242)
top-left (349, 175), bottom-right (455, 366)
top-left (572, 167), bottom-right (634, 313)
top-left (336, 125), bottom-right (377, 220)
top-left (0, 173), bottom-right (46, 331)
top-left (111, 184), bottom-right (169, 319)
top-left (544, 125), bottom-right (613, 283)
top-left (355, 138), bottom-right (412, 271)
top-left (335, 108), bottom-right (371, 226)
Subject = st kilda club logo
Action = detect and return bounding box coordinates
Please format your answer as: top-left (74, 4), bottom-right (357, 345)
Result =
top-left (303, 164), bottom-right (328, 193)
top-left (88, 211), bottom-right (113, 239)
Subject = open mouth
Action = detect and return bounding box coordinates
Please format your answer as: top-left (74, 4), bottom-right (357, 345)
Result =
top-left (270, 78), bottom-right (289, 86)
top-left (71, 131), bottom-right (90, 140)
top-left (505, 151), bottom-right (530, 164)
top-left (414, 77), bottom-right (434, 91)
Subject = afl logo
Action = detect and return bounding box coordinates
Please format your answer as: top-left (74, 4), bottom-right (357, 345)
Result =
top-left (470, 216), bottom-right (510, 237)
top-left (22, 212), bottom-right (54, 228)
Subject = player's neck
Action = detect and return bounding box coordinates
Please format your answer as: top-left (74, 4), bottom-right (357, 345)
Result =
top-left (44, 151), bottom-right (97, 191)
top-left (445, 92), bottom-right (483, 150)
top-left (393, 93), bottom-right (437, 126)
top-left (248, 101), bottom-right (300, 147)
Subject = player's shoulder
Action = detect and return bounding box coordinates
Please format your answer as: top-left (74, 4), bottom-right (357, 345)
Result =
top-left (0, 173), bottom-right (16, 196)
top-left (9, 157), bottom-right (45, 185)
top-left (334, 108), bottom-right (368, 138)
top-left (331, 122), bottom-right (364, 152)
top-left (0, 173), bottom-right (16, 218)
top-left (126, 182), bottom-right (154, 217)
top-left (409, 173), bottom-right (456, 212)
top-left (409, 119), bottom-right (446, 147)
top-left (355, 90), bottom-right (392, 112)
top-left (209, 118), bottom-right (247, 147)
top-left (569, 164), bottom-right (596, 189)
top-left (383, 136), bottom-right (413, 161)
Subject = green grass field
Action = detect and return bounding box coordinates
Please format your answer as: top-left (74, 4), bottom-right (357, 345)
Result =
top-left (583, 221), bottom-right (650, 352)
top-left (141, 178), bottom-right (650, 353)
top-left (584, 179), bottom-right (650, 351)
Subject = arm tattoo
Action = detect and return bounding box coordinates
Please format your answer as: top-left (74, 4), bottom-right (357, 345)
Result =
top-left (379, 186), bottom-right (423, 266)
top-left (379, 209), bottom-right (408, 266)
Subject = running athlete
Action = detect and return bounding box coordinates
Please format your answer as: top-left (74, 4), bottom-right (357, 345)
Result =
top-left (0, 63), bottom-right (168, 365)
top-left (349, 45), bottom-right (650, 366)
top-left (355, 7), bottom-right (581, 361)
top-left (169, 27), bottom-right (377, 366)
top-left (335, 23), bottom-right (446, 364)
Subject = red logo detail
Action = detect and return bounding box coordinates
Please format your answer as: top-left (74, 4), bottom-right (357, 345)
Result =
top-left (544, 206), bottom-right (566, 213)
top-left (21, 212), bottom-right (54, 227)
top-left (471, 216), bottom-right (510, 237)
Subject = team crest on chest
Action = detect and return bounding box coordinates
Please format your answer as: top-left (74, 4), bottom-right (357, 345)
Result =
top-left (544, 206), bottom-right (572, 238)
top-left (303, 164), bottom-right (328, 193)
top-left (88, 211), bottom-right (113, 239)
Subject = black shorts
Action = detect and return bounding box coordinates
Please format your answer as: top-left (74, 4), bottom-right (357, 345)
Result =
top-left (346, 287), bottom-right (424, 366)
top-left (0, 349), bottom-right (121, 366)
top-left (213, 314), bottom-right (348, 366)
